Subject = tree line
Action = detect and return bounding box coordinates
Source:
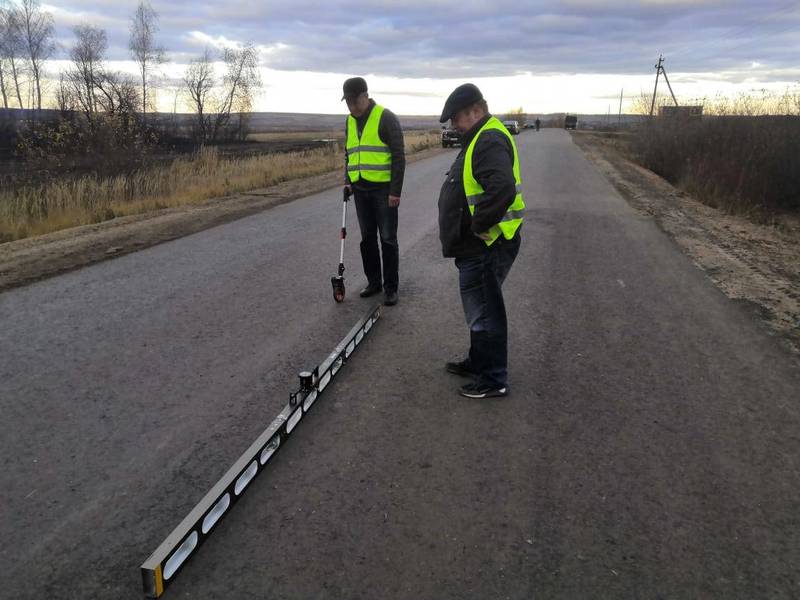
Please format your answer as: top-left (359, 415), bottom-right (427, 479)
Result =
top-left (0, 0), bottom-right (52, 111)
top-left (1, 0), bottom-right (262, 150)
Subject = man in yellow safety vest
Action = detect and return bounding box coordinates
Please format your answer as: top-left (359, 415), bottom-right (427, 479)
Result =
top-left (342, 77), bottom-right (406, 306)
top-left (437, 83), bottom-right (525, 399)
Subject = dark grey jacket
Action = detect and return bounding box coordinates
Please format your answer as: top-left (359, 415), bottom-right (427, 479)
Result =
top-left (437, 114), bottom-right (518, 258)
top-left (343, 100), bottom-right (406, 198)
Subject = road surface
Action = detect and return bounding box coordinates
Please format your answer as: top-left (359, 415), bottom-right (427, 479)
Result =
top-left (2, 129), bottom-right (799, 599)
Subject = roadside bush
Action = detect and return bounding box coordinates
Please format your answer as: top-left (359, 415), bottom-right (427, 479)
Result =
top-left (630, 115), bottom-right (800, 216)
top-left (15, 112), bottom-right (157, 163)
top-left (0, 109), bottom-right (18, 152)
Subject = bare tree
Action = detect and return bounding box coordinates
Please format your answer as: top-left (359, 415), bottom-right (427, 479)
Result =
top-left (211, 43), bottom-right (261, 142)
top-left (183, 48), bottom-right (215, 143)
top-left (183, 44), bottom-right (261, 144)
top-left (0, 3), bottom-right (8, 108)
top-left (68, 24), bottom-right (107, 119)
top-left (17, 0), bottom-right (52, 110)
top-left (0, 6), bottom-right (8, 108)
top-left (54, 71), bottom-right (75, 114)
top-left (95, 70), bottom-right (140, 116)
top-left (505, 106), bottom-right (525, 124)
top-left (0, 3), bottom-right (26, 108)
top-left (129, 0), bottom-right (165, 118)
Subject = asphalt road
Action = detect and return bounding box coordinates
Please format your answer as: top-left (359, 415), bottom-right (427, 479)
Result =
top-left (2, 129), bottom-right (799, 599)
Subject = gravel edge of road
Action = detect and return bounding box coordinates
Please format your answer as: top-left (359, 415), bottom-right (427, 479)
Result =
top-left (570, 130), bottom-right (800, 357)
top-left (0, 146), bottom-right (446, 293)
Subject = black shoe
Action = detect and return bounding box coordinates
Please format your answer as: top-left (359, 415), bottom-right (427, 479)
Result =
top-left (383, 290), bottom-right (398, 306)
top-left (445, 359), bottom-right (477, 378)
top-left (360, 283), bottom-right (382, 298)
top-left (458, 382), bottom-right (508, 399)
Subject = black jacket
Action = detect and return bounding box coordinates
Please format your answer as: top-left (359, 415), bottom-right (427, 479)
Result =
top-left (438, 115), bottom-right (518, 258)
top-left (343, 100), bottom-right (406, 198)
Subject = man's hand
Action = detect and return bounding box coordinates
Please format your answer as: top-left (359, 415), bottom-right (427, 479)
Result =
top-left (344, 184), bottom-right (352, 196)
top-left (475, 231), bottom-right (492, 241)
top-left (388, 195), bottom-right (401, 207)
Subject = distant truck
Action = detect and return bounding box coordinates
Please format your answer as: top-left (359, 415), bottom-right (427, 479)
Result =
top-left (564, 115), bottom-right (578, 130)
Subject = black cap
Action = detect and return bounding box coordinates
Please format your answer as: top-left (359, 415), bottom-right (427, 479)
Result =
top-left (342, 77), bottom-right (368, 100)
top-left (439, 83), bottom-right (483, 122)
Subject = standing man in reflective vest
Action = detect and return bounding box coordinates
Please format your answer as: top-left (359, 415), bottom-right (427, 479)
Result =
top-left (342, 77), bottom-right (406, 306)
top-left (437, 83), bottom-right (525, 399)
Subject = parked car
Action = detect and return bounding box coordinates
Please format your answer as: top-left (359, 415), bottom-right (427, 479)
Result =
top-left (564, 115), bottom-right (578, 130)
top-left (502, 120), bottom-right (520, 135)
top-left (441, 127), bottom-right (461, 148)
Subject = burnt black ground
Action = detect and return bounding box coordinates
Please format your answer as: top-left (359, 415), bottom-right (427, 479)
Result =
top-left (1, 130), bottom-right (799, 599)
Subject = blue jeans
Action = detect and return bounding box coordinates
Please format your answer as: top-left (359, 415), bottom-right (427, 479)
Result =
top-left (353, 187), bottom-right (399, 292)
top-left (454, 235), bottom-right (521, 388)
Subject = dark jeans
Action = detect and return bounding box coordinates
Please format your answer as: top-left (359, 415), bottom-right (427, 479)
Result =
top-left (353, 186), bottom-right (399, 292)
top-left (454, 234), bottom-right (521, 388)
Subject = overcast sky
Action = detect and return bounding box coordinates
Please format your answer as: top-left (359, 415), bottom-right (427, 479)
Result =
top-left (42, 0), bottom-right (800, 114)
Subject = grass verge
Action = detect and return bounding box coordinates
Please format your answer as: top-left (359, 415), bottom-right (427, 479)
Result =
top-left (627, 116), bottom-right (800, 222)
top-left (0, 130), bottom-right (440, 242)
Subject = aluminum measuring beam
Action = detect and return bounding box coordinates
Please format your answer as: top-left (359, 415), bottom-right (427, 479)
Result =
top-left (140, 304), bottom-right (382, 597)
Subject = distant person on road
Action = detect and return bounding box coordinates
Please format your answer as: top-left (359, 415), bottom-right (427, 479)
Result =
top-left (535, 118), bottom-right (541, 131)
top-left (437, 83), bottom-right (525, 399)
top-left (342, 77), bottom-right (406, 306)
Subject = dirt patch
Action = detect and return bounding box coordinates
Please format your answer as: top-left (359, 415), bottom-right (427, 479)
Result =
top-left (571, 130), bottom-right (800, 355)
top-left (0, 146), bottom-right (444, 293)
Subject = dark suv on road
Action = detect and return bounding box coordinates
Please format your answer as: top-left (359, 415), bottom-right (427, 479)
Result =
top-left (441, 127), bottom-right (461, 148)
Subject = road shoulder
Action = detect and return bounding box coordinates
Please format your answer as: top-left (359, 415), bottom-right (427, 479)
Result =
top-left (570, 130), bottom-right (800, 355)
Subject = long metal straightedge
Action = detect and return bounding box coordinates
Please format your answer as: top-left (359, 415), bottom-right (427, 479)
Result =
top-left (140, 304), bottom-right (382, 598)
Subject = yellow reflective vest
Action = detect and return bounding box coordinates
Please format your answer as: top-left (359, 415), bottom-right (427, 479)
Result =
top-left (346, 104), bottom-right (392, 183)
top-left (463, 116), bottom-right (525, 246)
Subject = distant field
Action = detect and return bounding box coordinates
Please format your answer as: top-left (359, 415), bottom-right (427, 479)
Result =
top-left (240, 112), bottom-right (441, 133)
top-left (247, 130), bottom-right (341, 143)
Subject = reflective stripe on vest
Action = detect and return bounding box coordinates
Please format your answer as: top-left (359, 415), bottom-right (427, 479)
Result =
top-left (346, 105), bottom-right (392, 183)
top-left (463, 116), bottom-right (525, 246)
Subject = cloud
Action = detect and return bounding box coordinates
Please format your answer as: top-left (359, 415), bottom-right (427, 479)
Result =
top-left (44, 1), bottom-right (799, 74)
top-left (185, 31), bottom-right (244, 51)
top-left (372, 90), bottom-right (443, 98)
top-left (40, 0), bottom-right (800, 110)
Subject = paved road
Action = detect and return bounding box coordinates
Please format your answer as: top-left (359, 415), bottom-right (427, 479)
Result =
top-left (2, 130), bottom-right (799, 599)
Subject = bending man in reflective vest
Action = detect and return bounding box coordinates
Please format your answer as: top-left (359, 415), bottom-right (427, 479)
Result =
top-left (437, 83), bottom-right (525, 399)
top-left (342, 77), bottom-right (406, 307)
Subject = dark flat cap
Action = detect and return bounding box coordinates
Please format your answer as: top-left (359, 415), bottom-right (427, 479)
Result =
top-left (439, 83), bottom-right (484, 122)
top-left (342, 77), bottom-right (368, 100)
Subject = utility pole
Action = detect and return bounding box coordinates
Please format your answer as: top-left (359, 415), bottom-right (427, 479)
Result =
top-left (661, 63), bottom-right (679, 108)
top-left (618, 88), bottom-right (623, 126)
top-left (649, 55), bottom-right (679, 116)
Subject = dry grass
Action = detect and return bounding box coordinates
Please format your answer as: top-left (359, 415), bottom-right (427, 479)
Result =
top-left (626, 87), bottom-right (800, 220)
top-left (630, 118), bottom-right (800, 219)
top-left (406, 130), bottom-right (440, 152)
top-left (0, 130), bottom-right (440, 242)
